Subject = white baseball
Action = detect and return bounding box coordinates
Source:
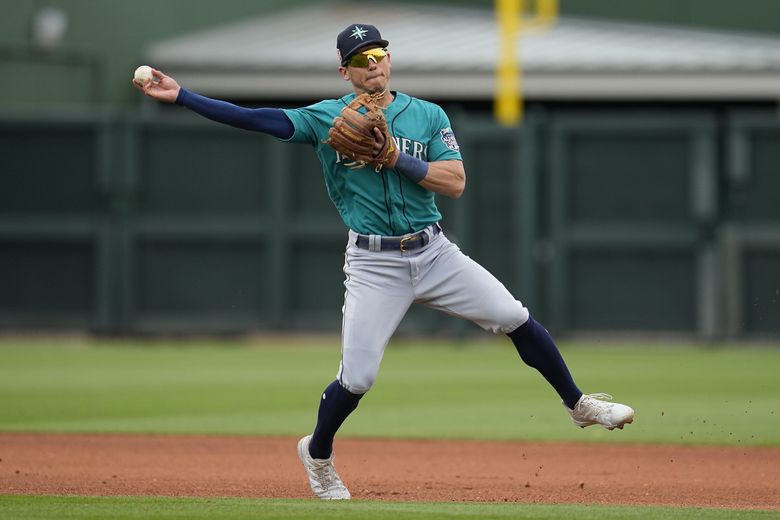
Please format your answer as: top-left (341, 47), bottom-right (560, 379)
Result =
top-left (133, 65), bottom-right (154, 86)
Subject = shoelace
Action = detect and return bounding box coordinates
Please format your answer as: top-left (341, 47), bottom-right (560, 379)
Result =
top-left (311, 460), bottom-right (339, 491)
top-left (579, 393), bottom-right (615, 419)
top-left (586, 392), bottom-right (613, 401)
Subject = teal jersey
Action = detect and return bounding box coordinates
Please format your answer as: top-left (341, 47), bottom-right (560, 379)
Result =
top-left (282, 92), bottom-right (462, 236)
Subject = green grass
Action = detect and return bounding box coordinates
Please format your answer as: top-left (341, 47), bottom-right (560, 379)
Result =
top-left (2, 339), bottom-right (778, 519)
top-left (0, 337), bottom-right (778, 445)
top-left (1, 496), bottom-right (777, 520)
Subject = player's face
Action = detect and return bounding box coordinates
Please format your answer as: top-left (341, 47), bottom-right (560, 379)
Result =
top-left (339, 48), bottom-right (391, 95)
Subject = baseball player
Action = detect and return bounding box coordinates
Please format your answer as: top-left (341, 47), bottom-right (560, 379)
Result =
top-left (134, 23), bottom-right (634, 500)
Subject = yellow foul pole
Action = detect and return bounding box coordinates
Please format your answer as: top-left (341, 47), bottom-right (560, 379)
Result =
top-left (495, 0), bottom-right (521, 126)
top-left (495, 0), bottom-right (558, 127)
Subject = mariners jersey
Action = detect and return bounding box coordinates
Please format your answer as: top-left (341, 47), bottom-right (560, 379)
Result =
top-left (283, 92), bottom-right (462, 236)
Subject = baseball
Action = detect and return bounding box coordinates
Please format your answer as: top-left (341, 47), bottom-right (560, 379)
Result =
top-left (133, 65), bottom-right (153, 86)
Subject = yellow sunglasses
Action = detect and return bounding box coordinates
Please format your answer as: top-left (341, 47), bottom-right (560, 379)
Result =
top-left (347, 48), bottom-right (387, 68)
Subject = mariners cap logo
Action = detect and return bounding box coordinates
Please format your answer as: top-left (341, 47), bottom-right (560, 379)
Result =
top-left (350, 26), bottom-right (368, 40)
top-left (337, 24), bottom-right (390, 66)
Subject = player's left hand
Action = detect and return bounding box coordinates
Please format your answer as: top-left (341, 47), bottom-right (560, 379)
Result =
top-left (372, 127), bottom-right (387, 157)
top-left (325, 92), bottom-right (399, 171)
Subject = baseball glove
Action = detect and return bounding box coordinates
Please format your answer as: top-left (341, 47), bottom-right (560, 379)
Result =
top-left (325, 92), bottom-right (399, 172)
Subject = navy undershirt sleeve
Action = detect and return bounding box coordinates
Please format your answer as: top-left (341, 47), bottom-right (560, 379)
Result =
top-left (175, 87), bottom-right (294, 140)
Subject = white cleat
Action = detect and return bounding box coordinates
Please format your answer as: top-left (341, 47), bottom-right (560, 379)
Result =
top-left (566, 393), bottom-right (635, 430)
top-left (297, 435), bottom-right (351, 500)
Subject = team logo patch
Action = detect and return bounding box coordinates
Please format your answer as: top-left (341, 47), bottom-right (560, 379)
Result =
top-left (440, 127), bottom-right (460, 152)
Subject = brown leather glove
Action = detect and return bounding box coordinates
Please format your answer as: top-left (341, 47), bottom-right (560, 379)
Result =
top-left (325, 92), bottom-right (399, 172)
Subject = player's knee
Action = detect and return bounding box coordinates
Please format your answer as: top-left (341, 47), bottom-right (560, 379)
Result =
top-left (339, 365), bottom-right (377, 394)
top-left (496, 301), bottom-right (529, 334)
top-left (342, 373), bottom-right (375, 394)
top-left (338, 349), bottom-right (382, 394)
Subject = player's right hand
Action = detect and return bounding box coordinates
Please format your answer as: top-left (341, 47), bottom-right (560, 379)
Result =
top-left (132, 68), bottom-right (180, 104)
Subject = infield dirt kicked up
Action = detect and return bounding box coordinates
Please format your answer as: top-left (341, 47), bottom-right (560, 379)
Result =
top-left (1, 433), bottom-right (778, 510)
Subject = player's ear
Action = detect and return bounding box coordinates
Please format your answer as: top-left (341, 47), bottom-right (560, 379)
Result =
top-left (338, 66), bottom-right (349, 81)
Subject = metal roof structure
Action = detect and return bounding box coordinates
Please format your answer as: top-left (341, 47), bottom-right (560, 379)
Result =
top-left (146, 2), bottom-right (780, 100)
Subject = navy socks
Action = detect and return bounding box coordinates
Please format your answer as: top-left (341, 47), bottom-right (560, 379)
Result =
top-left (507, 316), bottom-right (583, 409)
top-left (308, 317), bottom-right (579, 459)
top-left (308, 379), bottom-right (363, 459)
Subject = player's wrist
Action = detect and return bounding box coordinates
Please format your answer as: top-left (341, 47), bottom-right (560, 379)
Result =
top-left (393, 153), bottom-right (428, 183)
top-left (174, 87), bottom-right (188, 106)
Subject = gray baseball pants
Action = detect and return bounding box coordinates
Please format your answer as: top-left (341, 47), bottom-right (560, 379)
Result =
top-left (337, 225), bottom-right (529, 394)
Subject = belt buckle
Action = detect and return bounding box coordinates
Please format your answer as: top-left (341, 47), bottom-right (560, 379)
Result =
top-left (399, 234), bottom-right (415, 252)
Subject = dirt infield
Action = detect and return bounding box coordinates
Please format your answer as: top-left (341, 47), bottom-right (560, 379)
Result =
top-left (1, 433), bottom-right (778, 510)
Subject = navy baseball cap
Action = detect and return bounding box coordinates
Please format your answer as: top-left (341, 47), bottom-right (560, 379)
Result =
top-left (337, 24), bottom-right (389, 66)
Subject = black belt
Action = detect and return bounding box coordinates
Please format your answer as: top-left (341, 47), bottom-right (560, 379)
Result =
top-left (355, 224), bottom-right (441, 252)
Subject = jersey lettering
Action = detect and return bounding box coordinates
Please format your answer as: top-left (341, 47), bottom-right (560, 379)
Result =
top-left (391, 136), bottom-right (427, 160)
top-left (334, 137), bottom-right (428, 165)
top-left (412, 141), bottom-right (425, 159)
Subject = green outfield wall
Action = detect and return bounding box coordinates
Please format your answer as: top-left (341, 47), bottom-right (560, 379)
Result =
top-left (2, 104), bottom-right (779, 338)
top-left (3, 1), bottom-right (780, 337)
